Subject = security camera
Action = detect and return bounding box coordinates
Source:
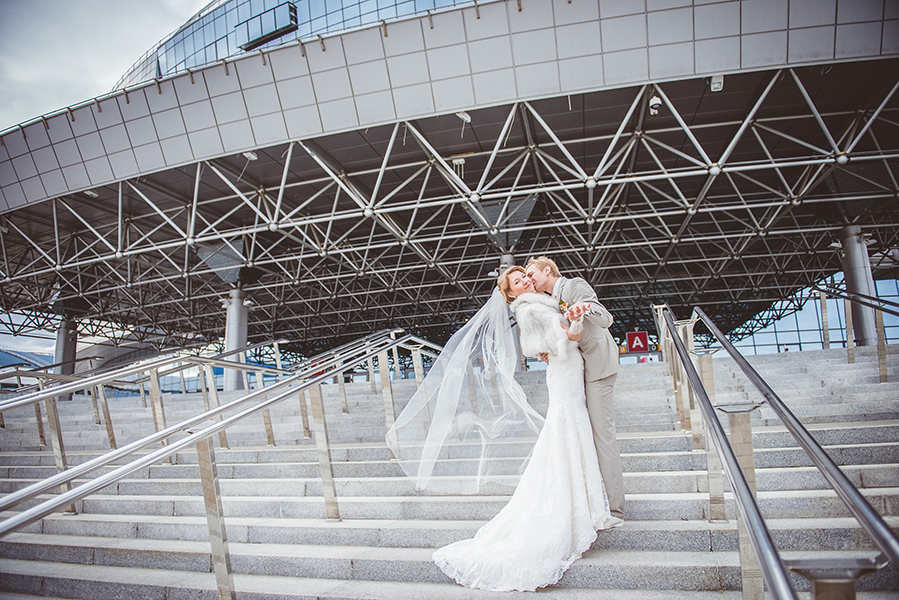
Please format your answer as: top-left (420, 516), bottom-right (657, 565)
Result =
top-left (648, 95), bottom-right (661, 115)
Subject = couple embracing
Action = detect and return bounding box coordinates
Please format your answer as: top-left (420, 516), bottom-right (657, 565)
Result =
top-left (387, 256), bottom-right (623, 592)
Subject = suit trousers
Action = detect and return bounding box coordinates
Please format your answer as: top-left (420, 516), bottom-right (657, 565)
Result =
top-left (585, 373), bottom-right (624, 519)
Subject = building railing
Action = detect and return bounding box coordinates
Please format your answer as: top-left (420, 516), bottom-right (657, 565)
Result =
top-left (655, 303), bottom-right (898, 600)
top-left (0, 328), bottom-right (439, 600)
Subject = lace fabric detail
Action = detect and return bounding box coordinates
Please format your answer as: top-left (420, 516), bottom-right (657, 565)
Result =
top-left (433, 296), bottom-right (610, 591)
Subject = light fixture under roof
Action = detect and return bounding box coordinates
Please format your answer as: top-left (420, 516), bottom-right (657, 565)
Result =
top-left (243, 151), bottom-right (258, 161)
top-left (455, 111), bottom-right (471, 123)
top-left (84, 190), bottom-right (99, 198)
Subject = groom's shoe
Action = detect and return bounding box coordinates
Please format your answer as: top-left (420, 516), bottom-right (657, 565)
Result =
top-left (599, 516), bottom-right (624, 530)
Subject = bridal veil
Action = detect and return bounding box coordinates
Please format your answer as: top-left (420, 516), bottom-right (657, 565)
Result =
top-left (386, 288), bottom-right (544, 493)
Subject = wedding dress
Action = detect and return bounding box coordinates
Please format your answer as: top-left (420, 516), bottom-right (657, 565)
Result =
top-left (429, 292), bottom-right (610, 592)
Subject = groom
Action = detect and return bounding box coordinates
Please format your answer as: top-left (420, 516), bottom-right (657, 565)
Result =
top-left (525, 257), bottom-right (624, 529)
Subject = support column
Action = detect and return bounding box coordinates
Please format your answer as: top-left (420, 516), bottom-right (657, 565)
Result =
top-left (840, 225), bottom-right (877, 346)
top-left (54, 320), bottom-right (77, 401)
top-left (223, 289), bottom-right (248, 391)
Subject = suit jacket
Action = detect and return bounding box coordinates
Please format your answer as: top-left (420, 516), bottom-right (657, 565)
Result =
top-left (555, 276), bottom-right (620, 381)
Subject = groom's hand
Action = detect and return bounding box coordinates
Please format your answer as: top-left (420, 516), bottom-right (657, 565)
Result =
top-left (539, 353), bottom-right (549, 362)
top-left (564, 301), bottom-right (591, 322)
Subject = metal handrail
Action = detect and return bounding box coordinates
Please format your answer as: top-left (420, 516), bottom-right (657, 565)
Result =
top-left (0, 330), bottom-right (415, 538)
top-left (693, 306), bottom-right (899, 568)
top-left (812, 285), bottom-right (899, 318)
top-left (661, 308), bottom-right (799, 600)
top-left (0, 355), bottom-right (181, 412)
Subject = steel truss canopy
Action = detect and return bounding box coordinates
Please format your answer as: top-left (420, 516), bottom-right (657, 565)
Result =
top-left (1, 60), bottom-right (898, 353)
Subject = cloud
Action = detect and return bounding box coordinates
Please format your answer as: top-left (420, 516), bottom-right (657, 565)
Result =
top-left (0, 0), bottom-right (208, 131)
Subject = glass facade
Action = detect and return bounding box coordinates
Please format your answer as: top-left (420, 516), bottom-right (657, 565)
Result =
top-left (115, 0), bottom-right (492, 91)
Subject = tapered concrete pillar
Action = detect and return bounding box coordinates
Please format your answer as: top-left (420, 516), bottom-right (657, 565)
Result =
top-left (54, 320), bottom-right (77, 400)
top-left (223, 289), bottom-right (248, 391)
top-left (840, 225), bottom-right (877, 346)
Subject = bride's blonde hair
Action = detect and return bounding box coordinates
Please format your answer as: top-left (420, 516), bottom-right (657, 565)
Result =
top-left (497, 265), bottom-right (526, 304)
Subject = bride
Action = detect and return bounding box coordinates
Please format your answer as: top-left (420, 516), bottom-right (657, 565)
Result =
top-left (386, 266), bottom-right (610, 592)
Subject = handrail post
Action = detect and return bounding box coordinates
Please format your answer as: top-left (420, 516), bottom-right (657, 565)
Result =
top-left (379, 351), bottom-right (396, 430)
top-left (698, 352), bottom-right (725, 522)
top-left (33, 401), bottom-right (46, 446)
top-left (273, 341), bottom-right (284, 378)
top-left (195, 435), bottom-right (237, 600)
top-left (367, 358), bottom-right (377, 394)
top-left (148, 368), bottom-right (172, 463)
top-left (673, 320), bottom-right (694, 438)
top-left (90, 382), bottom-right (102, 425)
top-left (297, 389), bottom-right (311, 438)
top-left (390, 332), bottom-right (402, 380)
top-left (202, 364), bottom-right (229, 449)
top-left (844, 298), bottom-right (855, 364)
top-left (39, 381), bottom-right (75, 514)
top-left (875, 309), bottom-right (887, 383)
top-left (412, 349), bottom-right (424, 387)
top-left (178, 363), bottom-right (187, 394)
top-left (679, 319), bottom-right (704, 450)
top-left (719, 403), bottom-right (764, 600)
top-left (819, 291), bottom-right (830, 349)
top-left (337, 361), bottom-right (349, 414)
top-left (308, 382), bottom-right (340, 520)
top-left (138, 381), bottom-right (148, 408)
top-left (256, 370), bottom-right (275, 446)
top-left (94, 384), bottom-right (117, 450)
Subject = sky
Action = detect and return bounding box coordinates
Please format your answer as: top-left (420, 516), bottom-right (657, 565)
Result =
top-left (0, 0), bottom-right (210, 132)
top-left (0, 0), bottom-right (208, 352)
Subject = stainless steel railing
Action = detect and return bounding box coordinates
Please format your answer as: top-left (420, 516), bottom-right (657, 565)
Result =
top-left (693, 307), bottom-right (899, 569)
top-left (659, 307), bottom-right (799, 600)
top-left (0, 328), bottom-right (435, 600)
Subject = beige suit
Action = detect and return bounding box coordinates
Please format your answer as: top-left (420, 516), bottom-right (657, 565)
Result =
top-left (555, 277), bottom-right (624, 519)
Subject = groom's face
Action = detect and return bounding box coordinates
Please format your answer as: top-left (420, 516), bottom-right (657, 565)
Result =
top-left (525, 265), bottom-right (550, 293)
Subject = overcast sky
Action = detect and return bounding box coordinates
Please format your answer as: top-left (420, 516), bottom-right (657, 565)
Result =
top-left (0, 0), bottom-right (208, 352)
top-left (0, 0), bottom-right (209, 132)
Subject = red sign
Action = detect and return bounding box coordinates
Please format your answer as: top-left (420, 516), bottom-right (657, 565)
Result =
top-left (626, 331), bottom-right (649, 353)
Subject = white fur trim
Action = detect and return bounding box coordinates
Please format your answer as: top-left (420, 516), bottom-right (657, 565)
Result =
top-left (510, 292), bottom-right (560, 312)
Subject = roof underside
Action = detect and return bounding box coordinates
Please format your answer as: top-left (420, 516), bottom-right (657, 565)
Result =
top-left (1, 59), bottom-right (898, 353)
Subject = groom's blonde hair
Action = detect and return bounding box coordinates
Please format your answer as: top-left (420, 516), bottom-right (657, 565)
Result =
top-left (526, 256), bottom-right (561, 277)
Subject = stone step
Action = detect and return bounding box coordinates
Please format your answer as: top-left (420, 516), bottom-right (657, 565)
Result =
top-left (3, 462), bottom-right (896, 498)
top-left (17, 557), bottom-right (892, 600)
top-left (16, 512), bottom-right (896, 553)
top-left (0, 535), bottom-right (895, 592)
top-left (9, 487), bottom-right (895, 521)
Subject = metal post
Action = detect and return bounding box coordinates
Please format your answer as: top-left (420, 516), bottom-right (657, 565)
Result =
top-left (787, 555), bottom-right (887, 600)
top-left (33, 401), bottom-right (46, 446)
top-left (819, 291), bottom-right (830, 349)
top-left (94, 385), bottom-right (117, 450)
top-left (367, 358), bottom-right (377, 394)
top-left (90, 384), bottom-right (101, 425)
top-left (297, 389), bottom-right (311, 438)
top-left (844, 298), bottom-right (855, 364)
top-left (39, 381), bottom-right (75, 513)
top-left (138, 381), bottom-right (148, 408)
top-left (273, 341), bottom-right (284, 379)
top-left (672, 323), bottom-right (693, 436)
top-left (195, 435), bottom-right (237, 600)
top-left (256, 370), bottom-right (275, 445)
top-left (412, 349), bottom-right (424, 387)
top-left (178, 364), bottom-right (187, 394)
top-left (698, 353), bottom-right (725, 521)
top-left (240, 354), bottom-right (250, 391)
top-left (203, 364), bottom-right (229, 449)
top-left (876, 310), bottom-right (887, 383)
top-left (390, 332), bottom-right (402, 380)
top-left (680, 320), bottom-right (703, 450)
top-left (719, 405), bottom-right (764, 600)
top-left (379, 351), bottom-right (396, 429)
top-left (148, 368), bottom-right (172, 462)
top-left (337, 362), bottom-right (349, 414)
top-left (308, 383), bottom-right (340, 520)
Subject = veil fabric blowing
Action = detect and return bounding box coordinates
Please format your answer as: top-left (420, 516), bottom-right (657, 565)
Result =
top-left (386, 288), bottom-right (544, 493)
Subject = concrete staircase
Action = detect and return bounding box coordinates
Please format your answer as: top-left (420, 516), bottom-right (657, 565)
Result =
top-left (0, 347), bottom-right (897, 599)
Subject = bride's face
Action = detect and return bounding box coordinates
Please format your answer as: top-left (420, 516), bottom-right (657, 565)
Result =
top-left (508, 271), bottom-right (534, 298)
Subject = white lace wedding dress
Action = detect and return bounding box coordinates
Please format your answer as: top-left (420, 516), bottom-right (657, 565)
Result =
top-left (433, 292), bottom-right (610, 592)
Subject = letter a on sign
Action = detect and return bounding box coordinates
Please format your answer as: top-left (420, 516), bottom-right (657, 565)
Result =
top-left (626, 331), bottom-right (649, 353)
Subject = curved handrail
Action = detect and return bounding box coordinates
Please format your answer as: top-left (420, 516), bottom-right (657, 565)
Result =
top-left (693, 306), bottom-right (899, 568)
top-left (661, 308), bottom-right (799, 600)
top-left (0, 330), bottom-right (416, 538)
